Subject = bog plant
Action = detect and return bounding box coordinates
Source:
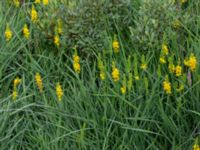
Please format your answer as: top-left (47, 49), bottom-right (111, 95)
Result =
top-left (0, 0), bottom-right (200, 149)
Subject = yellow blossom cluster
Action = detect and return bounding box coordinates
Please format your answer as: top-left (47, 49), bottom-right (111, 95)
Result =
top-left (73, 49), bottom-right (81, 74)
top-left (54, 35), bottom-right (60, 47)
top-left (31, 5), bottom-right (38, 23)
top-left (11, 74), bottom-right (64, 102)
top-left (193, 144), bottom-right (200, 150)
top-left (23, 24), bottom-right (30, 39)
top-left (112, 35), bottom-right (120, 53)
top-left (112, 62), bottom-right (120, 82)
top-left (35, 73), bottom-right (43, 93)
top-left (163, 77), bottom-right (171, 95)
top-left (56, 82), bottom-right (63, 101)
top-left (184, 53), bottom-right (198, 72)
top-left (12, 77), bottom-right (21, 100)
top-left (5, 25), bottom-right (12, 41)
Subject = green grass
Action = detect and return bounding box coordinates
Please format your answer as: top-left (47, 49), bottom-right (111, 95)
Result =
top-left (0, 0), bottom-right (200, 149)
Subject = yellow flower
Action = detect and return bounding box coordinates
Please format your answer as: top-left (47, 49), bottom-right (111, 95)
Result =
top-left (14, 0), bottom-right (20, 7)
top-left (121, 86), bottom-right (126, 94)
top-left (43, 0), bottom-right (49, 5)
top-left (189, 54), bottom-right (197, 71)
top-left (140, 63), bottom-right (147, 70)
top-left (72, 49), bottom-right (81, 74)
top-left (35, 73), bottom-right (43, 92)
top-left (5, 25), bottom-right (12, 42)
top-left (73, 55), bottom-right (80, 63)
top-left (31, 5), bottom-right (38, 23)
top-left (175, 65), bottom-right (182, 77)
top-left (54, 35), bottom-right (60, 47)
top-left (100, 71), bottom-right (106, 80)
top-left (73, 63), bottom-right (81, 74)
top-left (56, 83), bottom-right (63, 101)
top-left (73, 53), bottom-right (81, 74)
top-left (23, 24), bottom-right (30, 39)
top-left (193, 144), bottom-right (200, 150)
top-left (12, 77), bottom-right (21, 100)
top-left (163, 80), bottom-right (171, 94)
top-left (184, 53), bottom-right (197, 72)
top-left (12, 90), bottom-right (18, 100)
top-left (162, 44), bottom-right (169, 55)
top-left (159, 56), bottom-right (166, 64)
top-left (112, 39), bottom-right (120, 53)
top-left (13, 77), bottom-right (21, 88)
top-left (35, 0), bottom-right (41, 3)
top-left (112, 68), bottom-right (120, 82)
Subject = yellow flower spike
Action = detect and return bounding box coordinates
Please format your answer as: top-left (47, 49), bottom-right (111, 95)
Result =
top-left (73, 63), bottom-right (81, 74)
top-left (121, 86), bottom-right (126, 94)
top-left (112, 61), bottom-right (120, 82)
top-left (162, 43), bottom-right (169, 55)
top-left (13, 77), bottom-right (21, 89)
top-left (5, 24), bottom-right (12, 42)
top-left (12, 90), bottom-right (18, 100)
top-left (184, 53), bottom-right (197, 72)
top-left (112, 35), bottom-right (120, 53)
top-left (193, 144), bottom-right (200, 150)
top-left (13, 0), bottom-right (20, 7)
top-left (189, 54), bottom-right (197, 72)
top-left (31, 5), bottom-right (38, 23)
top-left (163, 76), bottom-right (172, 95)
top-left (35, 0), bottom-right (41, 3)
top-left (23, 24), bottom-right (30, 39)
top-left (54, 35), bottom-right (60, 47)
top-left (56, 82), bottom-right (63, 101)
top-left (73, 49), bottom-right (81, 74)
top-left (159, 56), bottom-right (166, 64)
top-left (12, 77), bottom-right (21, 100)
top-left (73, 55), bottom-right (80, 64)
top-left (175, 65), bottom-right (182, 77)
top-left (112, 68), bottom-right (120, 82)
top-left (35, 73), bottom-right (43, 93)
top-left (43, 0), bottom-right (49, 5)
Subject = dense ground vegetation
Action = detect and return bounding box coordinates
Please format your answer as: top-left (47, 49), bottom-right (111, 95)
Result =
top-left (0, 0), bottom-right (200, 149)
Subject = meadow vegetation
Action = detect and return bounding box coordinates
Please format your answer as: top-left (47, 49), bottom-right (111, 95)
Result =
top-left (0, 0), bottom-right (200, 149)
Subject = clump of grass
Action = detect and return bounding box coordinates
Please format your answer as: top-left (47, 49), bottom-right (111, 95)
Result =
top-left (0, 0), bottom-right (200, 149)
